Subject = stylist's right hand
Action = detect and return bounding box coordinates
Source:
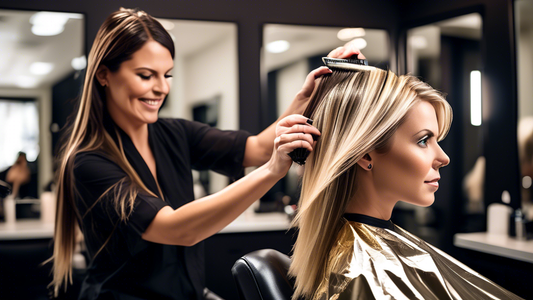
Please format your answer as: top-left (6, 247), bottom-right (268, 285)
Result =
top-left (267, 114), bottom-right (321, 177)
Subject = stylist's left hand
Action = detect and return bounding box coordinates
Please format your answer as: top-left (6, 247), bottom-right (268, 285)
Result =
top-left (288, 42), bottom-right (365, 115)
top-left (267, 114), bottom-right (320, 177)
top-left (290, 66), bottom-right (333, 114)
top-left (327, 40), bottom-right (366, 60)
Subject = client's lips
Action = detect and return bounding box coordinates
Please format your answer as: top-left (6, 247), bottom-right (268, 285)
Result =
top-left (424, 178), bottom-right (440, 187)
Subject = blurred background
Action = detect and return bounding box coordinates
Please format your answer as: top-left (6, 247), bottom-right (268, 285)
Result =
top-left (0, 0), bottom-right (531, 299)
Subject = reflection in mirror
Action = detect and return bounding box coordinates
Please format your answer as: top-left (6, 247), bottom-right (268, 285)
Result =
top-left (516, 0), bottom-right (533, 221)
top-left (260, 24), bottom-right (389, 212)
top-left (156, 18), bottom-right (238, 196)
top-left (0, 9), bottom-right (83, 213)
top-left (407, 13), bottom-right (484, 244)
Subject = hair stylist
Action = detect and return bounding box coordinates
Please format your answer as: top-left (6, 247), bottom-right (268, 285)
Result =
top-left (50, 8), bottom-right (364, 300)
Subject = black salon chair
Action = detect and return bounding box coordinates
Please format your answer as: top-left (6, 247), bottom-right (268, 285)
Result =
top-left (231, 249), bottom-right (294, 300)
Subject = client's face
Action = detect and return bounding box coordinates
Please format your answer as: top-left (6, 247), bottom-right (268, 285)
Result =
top-left (371, 101), bottom-right (450, 207)
top-left (104, 40), bottom-right (173, 127)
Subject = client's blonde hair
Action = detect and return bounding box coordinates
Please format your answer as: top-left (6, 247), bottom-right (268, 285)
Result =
top-left (289, 66), bottom-right (452, 299)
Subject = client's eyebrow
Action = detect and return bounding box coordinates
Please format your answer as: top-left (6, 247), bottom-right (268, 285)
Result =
top-left (413, 129), bottom-right (435, 138)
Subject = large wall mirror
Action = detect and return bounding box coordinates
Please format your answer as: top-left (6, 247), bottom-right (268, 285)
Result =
top-left (406, 13), bottom-right (483, 247)
top-left (260, 24), bottom-right (389, 212)
top-left (515, 0), bottom-right (533, 221)
top-left (156, 18), bottom-right (238, 196)
top-left (0, 9), bottom-right (83, 219)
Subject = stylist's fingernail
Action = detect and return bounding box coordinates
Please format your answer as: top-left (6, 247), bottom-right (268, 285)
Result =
top-left (307, 118), bottom-right (314, 125)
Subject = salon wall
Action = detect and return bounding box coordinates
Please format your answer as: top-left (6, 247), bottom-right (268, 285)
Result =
top-left (0, 87), bottom-right (52, 195)
top-left (183, 31), bottom-right (239, 131)
top-left (517, 17), bottom-right (533, 119)
top-left (159, 27), bottom-right (238, 194)
top-left (276, 60), bottom-right (308, 117)
top-left (2, 0), bottom-right (519, 213)
top-left (399, 0), bottom-right (530, 295)
top-left (0, 0), bottom-right (400, 132)
top-left (399, 0), bottom-right (520, 211)
top-left (159, 30), bottom-right (239, 133)
top-left (1, 0), bottom-right (399, 197)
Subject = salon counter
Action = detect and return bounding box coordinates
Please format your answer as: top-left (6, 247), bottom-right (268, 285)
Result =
top-left (0, 212), bottom-right (293, 300)
top-left (0, 220), bottom-right (54, 240)
top-left (0, 211), bottom-right (291, 240)
top-left (454, 232), bottom-right (533, 299)
top-left (454, 232), bottom-right (533, 263)
top-left (219, 211), bottom-right (291, 233)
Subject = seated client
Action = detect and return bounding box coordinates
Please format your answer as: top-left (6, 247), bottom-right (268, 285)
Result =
top-left (288, 64), bottom-right (523, 299)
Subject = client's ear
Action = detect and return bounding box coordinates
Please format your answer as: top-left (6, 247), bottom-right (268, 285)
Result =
top-left (356, 153), bottom-right (373, 171)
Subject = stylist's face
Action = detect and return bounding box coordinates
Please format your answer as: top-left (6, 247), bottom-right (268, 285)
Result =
top-left (370, 101), bottom-right (450, 207)
top-left (101, 40), bottom-right (173, 126)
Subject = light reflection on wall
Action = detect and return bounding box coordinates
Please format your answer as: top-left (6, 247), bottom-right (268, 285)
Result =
top-left (0, 100), bottom-right (39, 171)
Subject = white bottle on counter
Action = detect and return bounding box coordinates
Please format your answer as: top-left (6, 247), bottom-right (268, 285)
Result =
top-left (515, 208), bottom-right (526, 240)
top-left (40, 191), bottom-right (56, 224)
top-left (4, 195), bottom-right (16, 225)
top-left (487, 203), bottom-right (512, 235)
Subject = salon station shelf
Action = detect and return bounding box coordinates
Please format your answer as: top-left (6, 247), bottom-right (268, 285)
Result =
top-left (454, 232), bottom-right (533, 263)
top-left (0, 211), bottom-right (290, 240)
top-left (218, 211), bottom-right (291, 233)
top-left (0, 220), bottom-right (54, 240)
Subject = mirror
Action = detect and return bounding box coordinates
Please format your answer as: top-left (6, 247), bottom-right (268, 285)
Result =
top-left (0, 9), bottom-right (84, 210)
top-left (406, 13), bottom-right (483, 245)
top-left (260, 24), bottom-right (389, 212)
top-left (155, 18), bottom-right (238, 196)
top-left (515, 0), bottom-right (533, 221)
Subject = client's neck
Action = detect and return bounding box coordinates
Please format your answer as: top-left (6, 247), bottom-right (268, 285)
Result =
top-left (345, 187), bottom-right (395, 221)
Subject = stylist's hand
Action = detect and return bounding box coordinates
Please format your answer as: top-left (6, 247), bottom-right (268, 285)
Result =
top-left (288, 42), bottom-right (365, 115)
top-left (267, 114), bottom-right (320, 177)
top-left (327, 40), bottom-right (366, 60)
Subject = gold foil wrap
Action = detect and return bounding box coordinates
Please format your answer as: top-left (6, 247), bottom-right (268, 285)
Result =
top-left (314, 221), bottom-right (523, 300)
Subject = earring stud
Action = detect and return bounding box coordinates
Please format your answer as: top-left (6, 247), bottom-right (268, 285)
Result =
top-left (367, 164), bottom-right (372, 169)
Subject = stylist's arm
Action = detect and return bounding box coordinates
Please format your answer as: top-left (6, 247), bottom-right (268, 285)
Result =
top-left (142, 114), bottom-right (319, 246)
top-left (243, 42), bottom-right (366, 166)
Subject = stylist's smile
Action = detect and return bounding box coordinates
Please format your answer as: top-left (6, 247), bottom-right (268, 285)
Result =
top-left (140, 98), bottom-right (162, 107)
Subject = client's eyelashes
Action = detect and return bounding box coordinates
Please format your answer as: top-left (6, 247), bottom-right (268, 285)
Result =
top-left (417, 135), bottom-right (430, 147)
top-left (138, 74), bottom-right (173, 80)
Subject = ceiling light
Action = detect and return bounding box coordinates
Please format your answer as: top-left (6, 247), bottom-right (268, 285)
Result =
top-left (16, 76), bottom-right (38, 88)
top-left (337, 28), bottom-right (366, 41)
top-left (409, 36), bottom-right (428, 49)
top-left (266, 40), bottom-right (290, 53)
top-left (351, 38), bottom-right (367, 50)
top-left (30, 62), bottom-right (54, 75)
top-left (71, 56), bottom-right (87, 70)
top-left (31, 24), bottom-right (65, 36)
top-left (30, 12), bottom-right (75, 36)
top-left (470, 70), bottom-right (482, 126)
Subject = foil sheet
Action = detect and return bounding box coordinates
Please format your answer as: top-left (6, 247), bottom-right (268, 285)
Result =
top-left (314, 221), bottom-right (524, 300)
